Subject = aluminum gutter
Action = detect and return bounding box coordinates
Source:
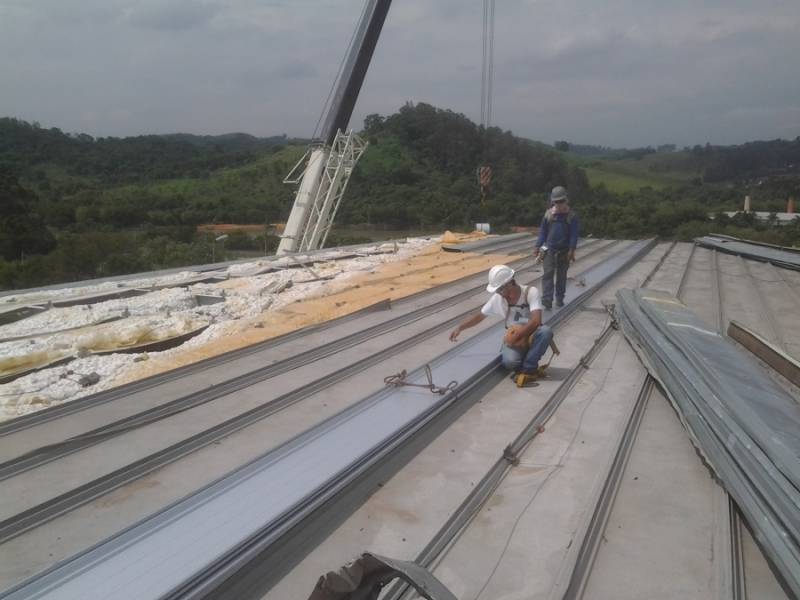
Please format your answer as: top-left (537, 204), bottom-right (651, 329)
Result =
top-left (0, 239), bottom-right (654, 600)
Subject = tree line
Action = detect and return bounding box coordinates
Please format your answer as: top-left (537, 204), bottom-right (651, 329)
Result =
top-left (0, 108), bottom-right (798, 291)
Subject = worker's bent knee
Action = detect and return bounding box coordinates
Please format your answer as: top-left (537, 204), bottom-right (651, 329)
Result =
top-left (501, 345), bottom-right (523, 371)
top-left (537, 324), bottom-right (553, 341)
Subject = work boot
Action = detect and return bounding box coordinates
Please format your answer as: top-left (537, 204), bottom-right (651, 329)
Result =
top-left (542, 301), bottom-right (552, 310)
top-left (515, 372), bottom-right (538, 388)
top-left (514, 366), bottom-right (547, 388)
top-left (555, 298), bottom-right (564, 308)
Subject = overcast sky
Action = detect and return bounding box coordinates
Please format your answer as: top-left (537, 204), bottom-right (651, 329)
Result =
top-left (2, 0), bottom-right (799, 147)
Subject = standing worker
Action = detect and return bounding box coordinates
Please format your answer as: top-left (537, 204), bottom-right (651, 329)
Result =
top-left (449, 265), bottom-right (554, 387)
top-left (534, 186), bottom-right (580, 309)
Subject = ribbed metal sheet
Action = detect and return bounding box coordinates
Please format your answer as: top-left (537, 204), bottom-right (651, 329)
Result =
top-left (695, 235), bottom-right (800, 271)
top-left (1, 240), bottom-right (653, 600)
top-left (616, 288), bottom-right (800, 596)
top-left (441, 233), bottom-right (531, 253)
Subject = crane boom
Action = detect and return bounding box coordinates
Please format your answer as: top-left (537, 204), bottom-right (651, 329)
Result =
top-left (278, 0), bottom-right (392, 255)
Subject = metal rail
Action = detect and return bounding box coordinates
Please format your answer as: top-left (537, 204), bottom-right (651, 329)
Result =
top-left (676, 243), bottom-right (696, 300)
top-left (560, 377), bottom-right (654, 599)
top-left (730, 498), bottom-right (748, 600)
top-left (711, 249), bottom-right (726, 334)
top-left (0, 240), bottom-right (655, 600)
top-left (640, 241), bottom-right (677, 289)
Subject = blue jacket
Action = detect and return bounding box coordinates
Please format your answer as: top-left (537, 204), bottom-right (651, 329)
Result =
top-left (536, 210), bottom-right (579, 250)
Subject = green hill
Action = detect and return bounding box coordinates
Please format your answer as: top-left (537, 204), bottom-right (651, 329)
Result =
top-left (1, 109), bottom-right (798, 290)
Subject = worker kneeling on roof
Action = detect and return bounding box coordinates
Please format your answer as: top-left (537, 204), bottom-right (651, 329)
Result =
top-left (449, 265), bottom-right (553, 386)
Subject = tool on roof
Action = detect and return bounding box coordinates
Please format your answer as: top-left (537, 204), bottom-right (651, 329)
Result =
top-left (384, 364), bottom-right (458, 395)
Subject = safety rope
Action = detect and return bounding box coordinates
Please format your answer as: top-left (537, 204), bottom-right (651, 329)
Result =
top-left (384, 364), bottom-right (458, 395)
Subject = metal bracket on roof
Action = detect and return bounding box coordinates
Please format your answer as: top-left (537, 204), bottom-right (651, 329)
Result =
top-left (502, 444), bottom-right (520, 466)
top-left (307, 552), bottom-right (458, 600)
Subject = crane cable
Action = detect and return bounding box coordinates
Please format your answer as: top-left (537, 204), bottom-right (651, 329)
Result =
top-left (480, 0), bottom-right (495, 129)
top-left (478, 0), bottom-right (496, 206)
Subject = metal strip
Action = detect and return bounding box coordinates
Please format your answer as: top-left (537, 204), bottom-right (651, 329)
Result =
top-left (728, 320), bottom-right (800, 388)
top-left (641, 241), bottom-right (677, 288)
top-left (730, 499), bottom-right (748, 600)
top-left (711, 249), bottom-right (725, 334)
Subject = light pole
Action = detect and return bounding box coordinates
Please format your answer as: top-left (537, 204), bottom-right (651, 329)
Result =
top-left (213, 234), bottom-right (228, 263)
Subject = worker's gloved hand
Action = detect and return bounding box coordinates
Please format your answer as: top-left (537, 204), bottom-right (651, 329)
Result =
top-left (449, 328), bottom-right (460, 342)
top-left (568, 249), bottom-right (576, 263)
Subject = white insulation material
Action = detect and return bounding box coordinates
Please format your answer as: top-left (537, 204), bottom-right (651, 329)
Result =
top-left (0, 239), bottom-right (435, 421)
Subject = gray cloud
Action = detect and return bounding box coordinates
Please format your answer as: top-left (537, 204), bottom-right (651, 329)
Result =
top-left (276, 61), bottom-right (318, 80)
top-left (126, 0), bottom-right (220, 32)
top-left (0, 0), bottom-right (797, 146)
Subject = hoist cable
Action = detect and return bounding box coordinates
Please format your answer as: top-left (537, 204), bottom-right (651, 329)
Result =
top-left (487, 0), bottom-right (495, 128)
top-left (480, 0), bottom-right (488, 126)
top-left (480, 0), bottom-right (495, 128)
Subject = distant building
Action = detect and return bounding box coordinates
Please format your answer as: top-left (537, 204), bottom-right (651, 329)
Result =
top-left (711, 196), bottom-right (799, 226)
top-left (716, 211), bottom-right (799, 225)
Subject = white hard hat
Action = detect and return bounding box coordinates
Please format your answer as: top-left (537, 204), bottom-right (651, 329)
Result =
top-left (487, 264), bottom-right (515, 293)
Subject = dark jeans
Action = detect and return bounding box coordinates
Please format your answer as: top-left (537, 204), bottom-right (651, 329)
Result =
top-left (542, 248), bottom-right (570, 305)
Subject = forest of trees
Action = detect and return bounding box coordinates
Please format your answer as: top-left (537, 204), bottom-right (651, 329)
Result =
top-left (0, 107), bottom-right (798, 290)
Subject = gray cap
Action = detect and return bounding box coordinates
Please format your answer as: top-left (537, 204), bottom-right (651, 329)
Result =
top-left (550, 186), bottom-right (568, 202)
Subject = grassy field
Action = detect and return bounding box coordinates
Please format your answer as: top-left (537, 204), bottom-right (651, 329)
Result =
top-left (563, 150), bottom-right (704, 193)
